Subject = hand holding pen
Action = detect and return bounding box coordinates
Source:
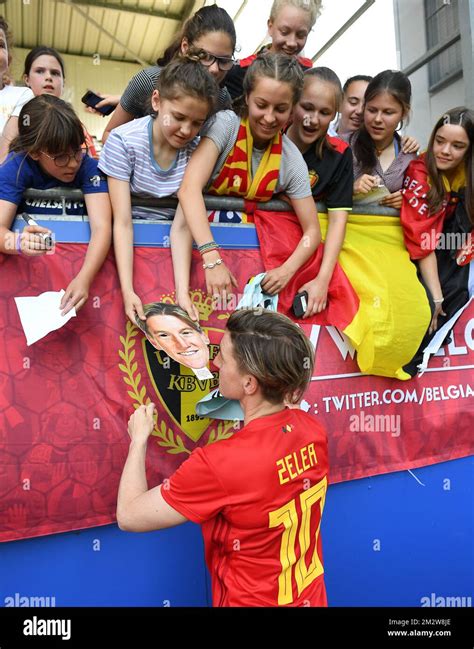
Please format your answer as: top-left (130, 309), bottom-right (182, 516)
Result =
top-left (18, 214), bottom-right (54, 256)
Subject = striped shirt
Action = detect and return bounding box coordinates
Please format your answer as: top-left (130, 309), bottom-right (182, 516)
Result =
top-left (120, 65), bottom-right (232, 118)
top-left (98, 116), bottom-right (199, 220)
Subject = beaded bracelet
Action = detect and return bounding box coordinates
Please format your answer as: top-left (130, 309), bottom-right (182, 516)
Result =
top-left (198, 241), bottom-right (220, 256)
top-left (202, 258), bottom-right (223, 270)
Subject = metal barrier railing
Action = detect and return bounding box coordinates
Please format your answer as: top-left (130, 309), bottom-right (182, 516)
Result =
top-left (22, 188), bottom-right (400, 219)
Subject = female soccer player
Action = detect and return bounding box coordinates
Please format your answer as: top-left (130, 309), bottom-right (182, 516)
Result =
top-left (117, 308), bottom-right (329, 607)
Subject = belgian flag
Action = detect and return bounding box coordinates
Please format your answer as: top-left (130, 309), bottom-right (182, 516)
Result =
top-left (254, 209), bottom-right (431, 381)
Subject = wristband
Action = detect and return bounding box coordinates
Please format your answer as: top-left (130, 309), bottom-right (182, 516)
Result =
top-left (16, 233), bottom-right (23, 254)
top-left (198, 241), bottom-right (220, 256)
top-left (202, 258), bottom-right (223, 270)
top-left (433, 298), bottom-right (444, 304)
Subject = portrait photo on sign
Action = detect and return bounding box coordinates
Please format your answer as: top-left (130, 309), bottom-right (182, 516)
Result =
top-left (135, 302), bottom-right (212, 377)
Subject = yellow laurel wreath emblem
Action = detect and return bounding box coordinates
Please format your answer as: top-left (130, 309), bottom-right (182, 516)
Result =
top-left (118, 320), bottom-right (236, 456)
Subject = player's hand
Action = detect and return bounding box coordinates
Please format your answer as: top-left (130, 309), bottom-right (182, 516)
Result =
top-left (379, 191), bottom-right (403, 209)
top-left (298, 277), bottom-right (329, 318)
top-left (354, 174), bottom-right (378, 194)
top-left (18, 225), bottom-right (54, 256)
top-left (260, 265), bottom-right (293, 295)
top-left (61, 274), bottom-right (90, 315)
top-left (128, 403), bottom-right (156, 444)
top-left (123, 290), bottom-right (146, 324)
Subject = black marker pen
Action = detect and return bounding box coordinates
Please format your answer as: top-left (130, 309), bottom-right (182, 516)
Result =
top-left (20, 213), bottom-right (54, 249)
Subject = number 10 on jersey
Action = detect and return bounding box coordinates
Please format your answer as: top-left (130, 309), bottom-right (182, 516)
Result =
top-left (269, 476), bottom-right (327, 605)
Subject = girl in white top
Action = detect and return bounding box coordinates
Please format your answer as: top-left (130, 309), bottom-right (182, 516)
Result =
top-left (0, 17), bottom-right (34, 162)
top-left (98, 57), bottom-right (219, 324)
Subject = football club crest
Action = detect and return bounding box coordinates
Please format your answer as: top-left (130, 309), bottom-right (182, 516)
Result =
top-left (142, 329), bottom-right (222, 443)
top-left (308, 169), bottom-right (319, 189)
top-left (118, 290), bottom-right (236, 455)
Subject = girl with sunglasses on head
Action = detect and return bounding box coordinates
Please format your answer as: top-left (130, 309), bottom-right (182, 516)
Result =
top-left (224, 0), bottom-right (321, 102)
top-left (100, 5), bottom-right (236, 143)
top-left (22, 45), bottom-right (98, 158)
top-left (0, 95), bottom-right (111, 315)
top-left (172, 53), bottom-right (320, 317)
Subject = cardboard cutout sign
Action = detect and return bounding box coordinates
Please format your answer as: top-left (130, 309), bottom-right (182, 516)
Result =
top-left (137, 302), bottom-right (211, 373)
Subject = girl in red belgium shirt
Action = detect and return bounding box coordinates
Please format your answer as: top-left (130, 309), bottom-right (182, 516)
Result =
top-left (117, 309), bottom-right (329, 607)
top-left (400, 106), bottom-right (474, 374)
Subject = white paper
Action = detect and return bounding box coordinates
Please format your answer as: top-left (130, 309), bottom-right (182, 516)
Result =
top-left (14, 290), bottom-right (76, 346)
top-left (193, 366), bottom-right (214, 380)
top-left (353, 184), bottom-right (391, 205)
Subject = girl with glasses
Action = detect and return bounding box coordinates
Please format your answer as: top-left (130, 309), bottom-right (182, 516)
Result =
top-left (0, 95), bottom-right (111, 315)
top-left (100, 5), bottom-right (236, 143)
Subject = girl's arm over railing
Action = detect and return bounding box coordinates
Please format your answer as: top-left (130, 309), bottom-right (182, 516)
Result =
top-left (170, 204), bottom-right (200, 321)
top-left (297, 209), bottom-right (346, 317)
top-left (60, 191), bottom-right (112, 315)
top-left (177, 137), bottom-right (238, 300)
top-left (108, 177), bottom-right (145, 323)
top-left (0, 200), bottom-right (52, 256)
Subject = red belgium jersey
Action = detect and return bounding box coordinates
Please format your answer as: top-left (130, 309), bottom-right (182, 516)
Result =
top-left (161, 408), bottom-right (329, 607)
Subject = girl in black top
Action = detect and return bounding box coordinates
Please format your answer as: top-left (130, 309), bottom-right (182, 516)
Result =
top-left (287, 67), bottom-right (353, 317)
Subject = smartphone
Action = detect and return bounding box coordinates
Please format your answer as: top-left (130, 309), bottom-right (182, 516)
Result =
top-left (292, 291), bottom-right (308, 318)
top-left (81, 90), bottom-right (115, 116)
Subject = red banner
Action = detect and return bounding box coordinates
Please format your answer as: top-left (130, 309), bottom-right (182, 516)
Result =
top-left (1, 245), bottom-right (473, 541)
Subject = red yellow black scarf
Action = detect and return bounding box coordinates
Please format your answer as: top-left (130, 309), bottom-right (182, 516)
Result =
top-left (208, 116), bottom-right (282, 204)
